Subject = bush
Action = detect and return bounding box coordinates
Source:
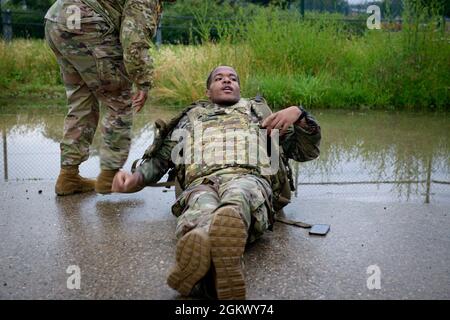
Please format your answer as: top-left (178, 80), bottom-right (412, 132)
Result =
top-left (160, 0), bottom-right (260, 44)
top-left (0, 1), bottom-right (448, 110)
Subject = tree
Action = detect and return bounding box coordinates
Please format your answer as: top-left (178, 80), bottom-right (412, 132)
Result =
top-left (9, 0), bottom-right (55, 11)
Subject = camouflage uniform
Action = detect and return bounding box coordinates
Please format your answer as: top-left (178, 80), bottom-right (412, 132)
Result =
top-left (136, 98), bottom-right (321, 242)
top-left (45, 0), bottom-right (162, 169)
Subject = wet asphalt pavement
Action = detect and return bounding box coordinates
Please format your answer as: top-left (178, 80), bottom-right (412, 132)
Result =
top-left (0, 181), bottom-right (449, 300)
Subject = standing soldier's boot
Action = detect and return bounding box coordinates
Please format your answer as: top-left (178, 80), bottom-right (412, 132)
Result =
top-left (210, 206), bottom-right (247, 300)
top-left (95, 169), bottom-right (119, 194)
top-left (55, 165), bottom-right (96, 196)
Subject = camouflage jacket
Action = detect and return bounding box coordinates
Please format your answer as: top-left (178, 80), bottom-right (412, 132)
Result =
top-left (45, 0), bottom-right (162, 91)
top-left (136, 99), bottom-right (321, 187)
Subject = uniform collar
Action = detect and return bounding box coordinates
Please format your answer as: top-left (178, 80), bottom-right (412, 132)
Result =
top-left (210, 98), bottom-right (249, 111)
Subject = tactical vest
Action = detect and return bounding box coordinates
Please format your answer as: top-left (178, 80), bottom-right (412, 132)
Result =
top-left (132, 97), bottom-right (295, 216)
top-left (182, 98), bottom-right (265, 186)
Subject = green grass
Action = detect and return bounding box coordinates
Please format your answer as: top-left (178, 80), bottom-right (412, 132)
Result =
top-left (0, 39), bottom-right (62, 96)
top-left (237, 9), bottom-right (450, 110)
top-left (0, 6), bottom-right (449, 111)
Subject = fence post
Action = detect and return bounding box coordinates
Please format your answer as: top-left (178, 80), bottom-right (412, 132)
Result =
top-left (2, 9), bottom-right (13, 42)
top-left (442, 15), bottom-right (446, 34)
top-left (425, 156), bottom-right (432, 204)
top-left (2, 126), bottom-right (8, 181)
top-left (156, 13), bottom-right (163, 49)
top-left (299, 0), bottom-right (305, 18)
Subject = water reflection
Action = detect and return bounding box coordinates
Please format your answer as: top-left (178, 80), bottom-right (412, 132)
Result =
top-left (1, 109), bottom-right (449, 203)
top-left (0, 108), bottom-right (175, 180)
top-left (293, 110), bottom-right (450, 203)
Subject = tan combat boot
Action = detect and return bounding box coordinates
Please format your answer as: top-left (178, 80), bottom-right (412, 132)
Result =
top-left (55, 165), bottom-right (96, 196)
top-left (209, 206), bottom-right (247, 300)
top-left (167, 228), bottom-right (211, 297)
top-left (95, 169), bottom-right (119, 194)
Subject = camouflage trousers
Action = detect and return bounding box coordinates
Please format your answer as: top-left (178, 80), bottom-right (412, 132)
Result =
top-left (44, 3), bottom-right (133, 170)
top-left (174, 174), bottom-right (273, 244)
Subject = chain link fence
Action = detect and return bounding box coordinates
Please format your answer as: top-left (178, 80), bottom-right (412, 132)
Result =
top-left (1, 3), bottom-right (431, 42)
top-left (1, 112), bottom-right (449, 204)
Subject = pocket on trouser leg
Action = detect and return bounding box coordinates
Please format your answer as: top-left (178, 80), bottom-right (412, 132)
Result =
top-left (100, 111), bottom-right (132, 169)
top-left (93, 46), bottom-right (132, 95)
top-left (220, 176), bottom-right (268, 230)
top-left (249, 203), bottom-right (270, 243)
top-left (175, 190), bottom-right (220, 239)
top-left (248, 189), bottom-right (270, 243)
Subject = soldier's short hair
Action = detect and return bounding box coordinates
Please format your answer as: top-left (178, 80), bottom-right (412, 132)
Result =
top-left (206, 66), bottom-right (240, 89)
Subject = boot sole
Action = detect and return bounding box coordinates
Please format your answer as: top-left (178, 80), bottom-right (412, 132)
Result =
top-left (56, 190), bottom-right (81, 196)
top-left (167, 228), bottom-right (211, 296)
top-left (95, 183), bottom-right (112, 195)
top-left (210, 206), bottom-right (247, 300)
top-left (55, 186), bottom-right (95, 196)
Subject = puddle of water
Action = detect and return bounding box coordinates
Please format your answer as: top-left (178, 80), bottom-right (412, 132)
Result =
top-left (0, 108), bottom-right (449, 203)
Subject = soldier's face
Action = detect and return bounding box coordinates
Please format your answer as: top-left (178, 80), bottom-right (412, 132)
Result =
top-left (206, 67), bottom-right (241, 106)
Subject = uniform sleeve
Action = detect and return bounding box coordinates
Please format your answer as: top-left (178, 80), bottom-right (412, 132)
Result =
top-left (136, 137), bottom-right (177, 184)
top-left (281, 114), bottom-right (321, 162)
top-left (120, 0), bottom-right (161, 92)
top-left (136, 115), bottom-right (189, 185)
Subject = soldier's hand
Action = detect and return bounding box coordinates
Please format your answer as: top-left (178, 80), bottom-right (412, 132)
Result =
top-left (262, 106), bottom-right (302, 136)
top-left (112, 171), bottom-right (145, 193)
top-left (132, 90), bottom-right (148, 113)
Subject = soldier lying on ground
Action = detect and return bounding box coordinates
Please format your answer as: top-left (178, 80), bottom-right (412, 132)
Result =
top-left (112, 66), bottom-right (322, 299)
top-left (45, 0), bottom-right (175, 196)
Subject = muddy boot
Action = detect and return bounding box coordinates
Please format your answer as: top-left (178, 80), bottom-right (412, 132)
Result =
top-left (55, 165), bottom-right (96, 196)
top-left (95, 169), bottom-right (119, 194)
top-left (209, 206), bottom-right (247, 300)
top-left (167, 228), bottom-right (211, 297)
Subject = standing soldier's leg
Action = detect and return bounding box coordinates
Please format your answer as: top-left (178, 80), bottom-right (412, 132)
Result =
top-left (62, 44), bottom-right (133, 195)
top-left (211, 175), bottom-right (272, 299)
top-left (60, 69), bottom-right (99, 166)
top-left (167, 186), bottom-right (220, 296)
top-left (45, 1), bottom-right (133, 195)
top-left (90, 33), bottom-right (134, 194)
top-left (45, 20), bottom-right (97, 195)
